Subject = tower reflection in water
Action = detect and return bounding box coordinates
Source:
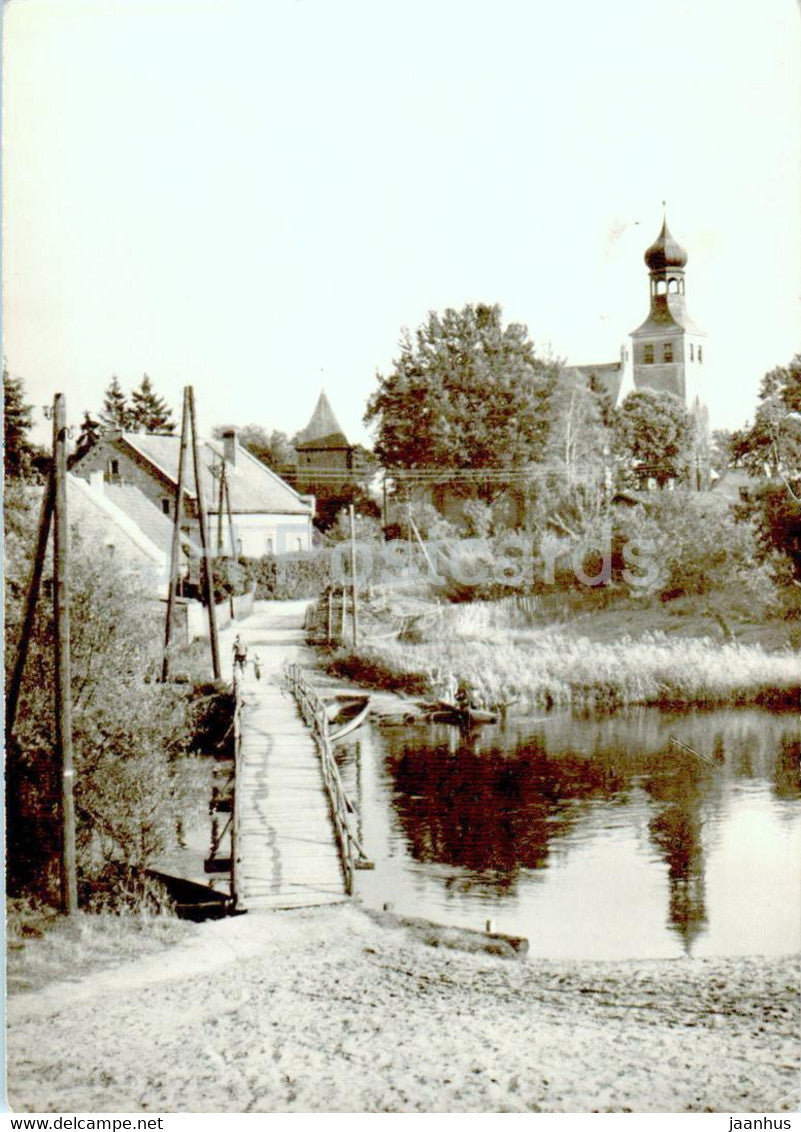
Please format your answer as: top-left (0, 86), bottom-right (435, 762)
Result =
top-left (337, 707), bottom-right (800, 957)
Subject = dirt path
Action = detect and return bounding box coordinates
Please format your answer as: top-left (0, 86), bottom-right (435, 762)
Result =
top-left (7, 905), bottom-right (799, 1113)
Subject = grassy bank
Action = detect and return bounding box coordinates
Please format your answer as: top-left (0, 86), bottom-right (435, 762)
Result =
top-left (6, 899), bottom-right (194, 996)
top-left (326, 596), bottom-right (801, 710)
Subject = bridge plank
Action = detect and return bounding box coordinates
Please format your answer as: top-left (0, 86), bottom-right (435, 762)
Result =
top-left (227, 600), bottom-right (347, 911)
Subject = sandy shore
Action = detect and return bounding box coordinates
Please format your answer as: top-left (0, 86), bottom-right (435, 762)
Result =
top-left (7, 904), bottom-right (799, 1113)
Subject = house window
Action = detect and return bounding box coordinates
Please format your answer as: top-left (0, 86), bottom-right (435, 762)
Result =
top-left (161, 498), bottom-right (171, 515)
top-left (690, 344), bottom-right (694, 362)
top-left (109, 458), bottom-right (120, 479)
top-left (698, 345), bottom-right (703, 363)
top-left (265, 537), bottom-right (274, 555)
top-left (663, 343), bottom-right (674, 363)
top-left (296, 538), bottom-right (303, 552)
top-left (643, 344), bottom-right (654, 364)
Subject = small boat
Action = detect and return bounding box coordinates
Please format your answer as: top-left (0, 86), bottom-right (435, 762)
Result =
top-left (430, 700), bottom-right (499, 728)
top-left (325, 694), bottom-right (371, 742)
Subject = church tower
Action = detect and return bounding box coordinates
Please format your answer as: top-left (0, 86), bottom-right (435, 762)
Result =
top-left (630, 217), bottom-right (706, 400)
top-left (630, 217), bottom-right (710, 486)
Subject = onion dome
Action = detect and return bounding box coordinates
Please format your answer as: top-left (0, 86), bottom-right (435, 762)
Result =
top-left (644, 219), bottom-right (688, 271)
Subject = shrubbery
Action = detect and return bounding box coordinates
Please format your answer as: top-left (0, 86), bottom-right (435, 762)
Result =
top-left (5, 521), bottom-right (207, 908)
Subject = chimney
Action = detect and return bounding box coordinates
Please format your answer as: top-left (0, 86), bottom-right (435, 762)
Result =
top-left (223, 428), bottom-right (237, 466)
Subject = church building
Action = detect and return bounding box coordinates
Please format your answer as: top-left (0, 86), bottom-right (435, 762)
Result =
top-left (564, 216), bottom-right (710, 485)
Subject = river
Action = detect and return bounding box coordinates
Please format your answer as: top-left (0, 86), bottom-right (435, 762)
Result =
top-left (338, 706), bottom-right (801, 960)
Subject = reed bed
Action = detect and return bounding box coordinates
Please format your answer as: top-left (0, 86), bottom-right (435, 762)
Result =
top-left (330, 599), bottom-right (801, 710)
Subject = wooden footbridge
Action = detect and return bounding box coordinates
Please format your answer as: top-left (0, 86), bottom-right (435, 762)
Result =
top-left (206, 601), bottom-right (372, 912)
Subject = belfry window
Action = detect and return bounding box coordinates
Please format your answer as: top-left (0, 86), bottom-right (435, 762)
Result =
top-left (690, 344), bottom-right (694, 362)
top-left (663, 343), bottom-right (674, 363)
top-left (643, 344), bottom-right (654, 364)
top-left (698, 346), bottom-right (703, 364)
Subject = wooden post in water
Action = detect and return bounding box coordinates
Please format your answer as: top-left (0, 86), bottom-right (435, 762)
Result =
top-left (341, 586), bottom-right (348, 640)
top-left (52, 393), bottom-right (78, 916)
top-left (349, 503), bottom-right (359, 647)
top-left (162, 388), bottom-right (190, 682)
top-left (327, 589), bottom-right (333, 644)
top-left (187, 386), bottom-right (221, 680)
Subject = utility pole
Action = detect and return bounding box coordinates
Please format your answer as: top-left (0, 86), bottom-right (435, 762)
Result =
top-left (162, 388), bottom-right (190, 682)
top-left (5, 475), bottom-right (54, 738)
top-left (52, 393), bottom-right (78, 916)
top-left (349, 503), bottom-right (359, 646)
top-left (215, 460), bottom-right (225, 555)
top-left (222, 467), bottom-right (237, 559)
top-left (187, 386), bottom-right (221, 680)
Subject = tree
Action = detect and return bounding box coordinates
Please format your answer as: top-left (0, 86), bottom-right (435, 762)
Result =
top-left (710, 429), bottom-right (734, 474)
top-left (129, 374), bottom-right (175, 434)
top-left (3, 368), bottom-right (36, 480)
top-left (365, 303), bottom-right (558, 499)
top-left (213, 424), bottom-right (297, 471)
top-left (99, 376), bottom-right (131, 430)
top-left (729, 356), bottom-right (801, 578)
top-left (613, 389), bottom-right (695, 488)
top-left (5, 515), bottom-right (204, 905)
top-left (730, 355), bottom-right (801, 484)
top-left (75, 410), bottom-right (101, 458)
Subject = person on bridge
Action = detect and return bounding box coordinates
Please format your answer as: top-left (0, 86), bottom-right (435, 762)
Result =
top-left (232, 634), bottom-right (248, 674)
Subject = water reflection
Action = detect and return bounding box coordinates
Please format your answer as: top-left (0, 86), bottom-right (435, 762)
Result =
top-left (343, 707), bottom-right (801, 959)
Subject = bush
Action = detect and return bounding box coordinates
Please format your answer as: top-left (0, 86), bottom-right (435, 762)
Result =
top-left (5, 521), bottom-right (205, 908)
top-left (620, 492), bottom-right (779, 613)
top-left (241, 552), bottom-right (331, 600)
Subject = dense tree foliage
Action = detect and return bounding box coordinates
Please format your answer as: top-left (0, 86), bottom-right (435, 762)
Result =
top-left (730, 355), bottom-right (801, 483)
top-left (99, 375), bottom-right (131, 430)
top-left (129, 374), bottom-right (175, 434)
top-left (213, 424), bottom-right (297, 471)
top-left (613, 389), bottom-right (695, 488)
top-left (5, 508), bottom-right (204, 906)
top-left (3, 369), bottom-right (37, 481)
top-left (75, 410), bottom-right (101, 458)
top-left (730, 355), bottom-right (801, 578)
top-left (365, 303), bottom-right (558, 498)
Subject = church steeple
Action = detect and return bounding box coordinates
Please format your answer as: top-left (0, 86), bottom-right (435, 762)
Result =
top-left (643, 216), bottom-right (689, 314)
top-left (629, 214), bottom-right (710, 486)
top-left (630, 215), bottom-right (705, 403)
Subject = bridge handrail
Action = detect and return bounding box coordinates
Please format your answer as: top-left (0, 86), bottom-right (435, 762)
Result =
top-left (286, 662), bottom-right (372, 894)
top-left (230, 668), bottom-right (245, 909)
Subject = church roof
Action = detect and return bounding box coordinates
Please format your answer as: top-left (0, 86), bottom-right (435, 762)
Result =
top-left (295, 391), bottom-right (350, 450)
top-left (644, 218), bottom-right (688, 272)
top-left (562, 362), bottom-right (624, 405)
top-left (630, 298), bottom-right (705, 337)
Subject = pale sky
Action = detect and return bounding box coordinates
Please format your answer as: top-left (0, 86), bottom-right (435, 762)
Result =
top-left (3, 0), bottom-right (800, 450)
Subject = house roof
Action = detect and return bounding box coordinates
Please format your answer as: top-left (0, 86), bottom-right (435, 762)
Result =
top-left (66, 475), bottom-right (167, 568)
top-left (295, 391), bottom-right (350, 450)
top-left (103, 482), bottom-right (178, 556)
top-left (119, 432), bottom-right (314, 515)
top-left (562, 362), bottom-right (624, 406)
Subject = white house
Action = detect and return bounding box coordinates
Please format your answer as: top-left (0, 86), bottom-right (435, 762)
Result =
top-left (71, 428), bottom-right (315, 558)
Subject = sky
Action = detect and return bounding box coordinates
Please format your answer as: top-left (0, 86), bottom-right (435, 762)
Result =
top-left (3, 0), bottom-right (800, 450)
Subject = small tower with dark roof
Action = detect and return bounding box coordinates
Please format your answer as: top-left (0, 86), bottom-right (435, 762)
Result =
top-left (294, 390), bottom-right (354, 497)
top-left (630, 217), bottom-right (706, 403)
